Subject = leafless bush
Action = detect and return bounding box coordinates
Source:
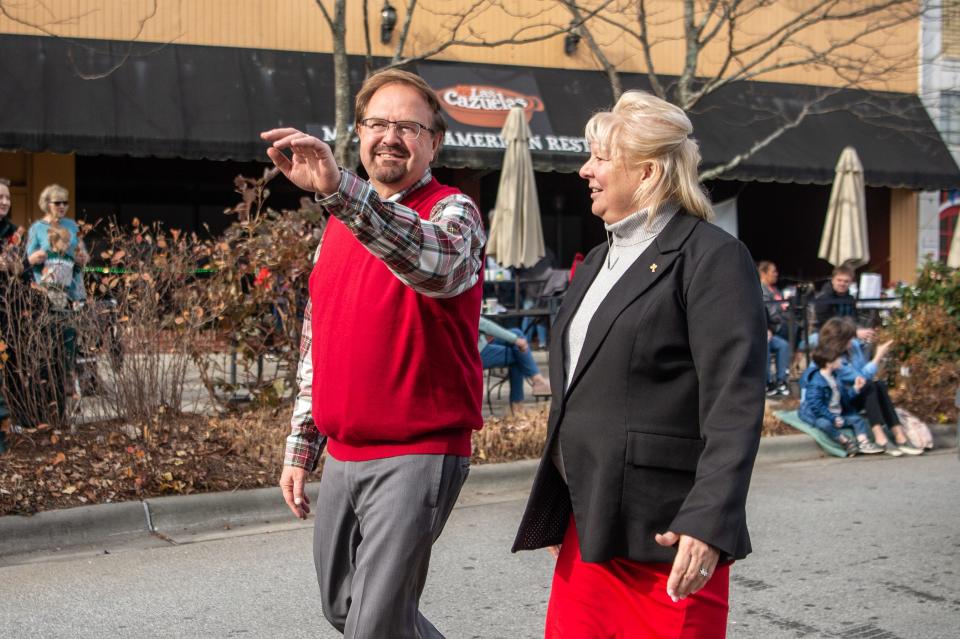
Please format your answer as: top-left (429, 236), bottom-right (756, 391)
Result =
top-left (79, 219), bottom-right (213, 429)
top-left (0, 274), bottom-right (73, 430)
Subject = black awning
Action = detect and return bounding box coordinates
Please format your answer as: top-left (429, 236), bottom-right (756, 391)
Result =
top-left (0, 34), bottom-right (359, 162)
top-left (1, 34), bottom-right (957, 190)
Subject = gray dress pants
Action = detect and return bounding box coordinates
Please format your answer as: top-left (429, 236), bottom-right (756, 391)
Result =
top-left (314, 453), bottom-right (470, 639)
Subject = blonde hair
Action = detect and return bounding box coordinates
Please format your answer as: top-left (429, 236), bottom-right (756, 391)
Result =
top-left (38, 184), bottom-right (69, 212)
top-left (584, 91), bottom-right (713, 221)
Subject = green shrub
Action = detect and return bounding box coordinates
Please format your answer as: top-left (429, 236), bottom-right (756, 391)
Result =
top-left (886, 261), bottom-right (960, 423)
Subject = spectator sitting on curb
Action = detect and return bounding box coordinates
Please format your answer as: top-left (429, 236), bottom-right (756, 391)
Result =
top-left (799, 343), bottom-right (884, 457)
top-left (817, 317), bottom-right (922, 457)
top-left (479, 316), bottom-right (550, 412)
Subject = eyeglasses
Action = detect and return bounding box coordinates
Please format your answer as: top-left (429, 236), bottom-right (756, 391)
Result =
top-left (51, 201), bottom-right (69, 207)
top-left (359, 118), bottom-right (433, 140)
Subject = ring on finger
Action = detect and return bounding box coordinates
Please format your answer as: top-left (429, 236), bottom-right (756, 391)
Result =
top-left (698, 566), bottom-right (710, 578)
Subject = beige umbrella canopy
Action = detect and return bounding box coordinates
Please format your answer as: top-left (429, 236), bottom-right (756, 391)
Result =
top-left (947, 220), bottom-right (960, 268)
top-left (486, 107), bottom-right (545, 269)
top-left (818, 146), bottom-right (869, 268)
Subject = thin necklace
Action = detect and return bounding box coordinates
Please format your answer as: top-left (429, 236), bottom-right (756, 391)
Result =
top-left (606, 233), bottom-right (619, 270)
top-left (605, 210), bottom-right (647, 270)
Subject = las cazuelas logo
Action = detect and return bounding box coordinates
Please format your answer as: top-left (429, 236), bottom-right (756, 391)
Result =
top-left (436, 84), bottom-right (544, 128)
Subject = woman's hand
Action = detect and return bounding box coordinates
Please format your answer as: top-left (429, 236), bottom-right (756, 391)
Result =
top-left (28, 249), bottom-right (46, 266)
top-left (515, 337), bottom-right (529, 353)
top-left (546, 545), bottom-right (561, 559)
top-left (874, 340), bottom-right (893, 362)
top-left (655, 531), bottom-right (720, 602)
top-left (854, 376), bottom-right (867, 393)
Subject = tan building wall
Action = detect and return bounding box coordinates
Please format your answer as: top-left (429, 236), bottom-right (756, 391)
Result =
top-left (0, 2), bottom-right (925, 283)
top-left (890, 189), bottom-right (919, 283)
top-left (0, 0), bottom-right (919, 93)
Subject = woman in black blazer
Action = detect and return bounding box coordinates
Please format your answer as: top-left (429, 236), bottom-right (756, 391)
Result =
top-left (513, 91), bottom-right (766, 638)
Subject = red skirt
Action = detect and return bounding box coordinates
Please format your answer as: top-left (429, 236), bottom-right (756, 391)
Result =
top-left (545, 517), bottom-right (730, 639)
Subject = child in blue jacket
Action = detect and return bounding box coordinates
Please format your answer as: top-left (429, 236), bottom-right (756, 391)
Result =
top-left (799, 344), bottom-right (883, 456)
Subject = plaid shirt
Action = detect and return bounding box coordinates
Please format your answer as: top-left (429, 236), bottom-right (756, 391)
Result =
top-left (284, 169), bottom-right (486, 470)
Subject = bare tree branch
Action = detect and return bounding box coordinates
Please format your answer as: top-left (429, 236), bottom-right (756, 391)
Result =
top-left (392, 0), bottom-right (419, 64)
top-left (561, 0), bottom-right (622, 101)
top-left (313, 0), bottom-right (335, 30)
top-left (698, 98), bottom-right (816, 182)
top-left (637, 0), bottom-right (666, 99)
top-left (362, 0), bottom-right (373, 77)
top-left (0, 0), bottom-right (173, 80)
top-left (557, 0), bottom-right (923, 180)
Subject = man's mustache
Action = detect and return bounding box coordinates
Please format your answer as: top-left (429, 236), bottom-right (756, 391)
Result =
top-left (372, 144), bottom-right (408, 158)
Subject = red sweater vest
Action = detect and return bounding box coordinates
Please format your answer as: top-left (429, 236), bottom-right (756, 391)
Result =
top-left (309, 178), bottom-right (483, 461)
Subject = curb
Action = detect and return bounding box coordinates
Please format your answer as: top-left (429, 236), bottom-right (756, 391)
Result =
top-left (146, 484), bottom-right (316, 537)
top-left (1, 427), bottom-right (955, 559)
top-left (0, 500), bottom-right (147, 557)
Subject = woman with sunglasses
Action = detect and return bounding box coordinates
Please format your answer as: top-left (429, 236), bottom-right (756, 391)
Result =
top-left (25, 184), bottom-right (88, 303)
top-left (23, 184), bottom-right (88, 410)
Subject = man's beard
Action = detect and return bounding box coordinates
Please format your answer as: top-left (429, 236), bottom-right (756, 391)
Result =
top-left (366, 144), bottom-right (409, 184)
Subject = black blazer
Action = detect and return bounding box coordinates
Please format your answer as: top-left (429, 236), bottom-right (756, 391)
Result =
top-left (512, 211), bottom-right (766, 564)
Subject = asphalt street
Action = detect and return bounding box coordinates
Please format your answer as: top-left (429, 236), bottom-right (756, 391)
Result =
top-left (2, 450), bottom-right (958, 639)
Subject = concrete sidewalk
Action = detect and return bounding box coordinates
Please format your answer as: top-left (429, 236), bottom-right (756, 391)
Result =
top-left (1, 424), bottom-right (955, 561)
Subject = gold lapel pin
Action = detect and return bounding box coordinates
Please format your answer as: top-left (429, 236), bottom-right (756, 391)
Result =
top-left (650, 263), bottom-right (658, 273)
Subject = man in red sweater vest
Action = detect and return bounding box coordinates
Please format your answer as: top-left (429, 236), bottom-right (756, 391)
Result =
top-left (261, 69), bottom-right (486, 639)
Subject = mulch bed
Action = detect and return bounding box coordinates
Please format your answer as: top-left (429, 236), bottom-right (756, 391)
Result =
top-left (1, 402), bottom-right (795, 517)
top-left (0, 414), bottom-right (283, 517)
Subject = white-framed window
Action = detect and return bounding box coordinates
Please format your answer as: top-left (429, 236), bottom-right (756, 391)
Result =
top-left (941, 91), bottom-right (960, 146)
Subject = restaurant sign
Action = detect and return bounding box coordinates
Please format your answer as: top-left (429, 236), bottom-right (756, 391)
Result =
top-left (307, 63), bottom-right (589, 156)
top-left (419, 62), bottom-right (587, 154)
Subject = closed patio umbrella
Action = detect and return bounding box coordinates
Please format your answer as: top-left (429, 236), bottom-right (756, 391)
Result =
top-left (947, 219), bottom-right (960, 268)
top-left (486, 107), bottom-right (545, 269)
top-left (818, 146), bottom-right (869, 268)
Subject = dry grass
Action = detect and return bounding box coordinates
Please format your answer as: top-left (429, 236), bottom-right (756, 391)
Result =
top-left (762, 397), bottom-right (801, 437)
top-left (471, 404), bottom-right (549, 464)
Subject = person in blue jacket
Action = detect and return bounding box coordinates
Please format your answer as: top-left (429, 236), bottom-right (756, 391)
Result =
top-left (799, 343), bottom-right (883, 456)
top-left (478, 316), bottom-right (550, 412)
top-left (818, 317), bottom-right (922, 457)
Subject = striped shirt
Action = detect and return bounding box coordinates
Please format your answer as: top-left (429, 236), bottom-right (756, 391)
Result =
top-left (284, 168), bottom-right (486, 470)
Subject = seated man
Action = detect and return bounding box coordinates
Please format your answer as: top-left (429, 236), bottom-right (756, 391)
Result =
top-left (811, 264), bottom-right (877, 346)
top-left (479, 316), bottom-right (550, 411)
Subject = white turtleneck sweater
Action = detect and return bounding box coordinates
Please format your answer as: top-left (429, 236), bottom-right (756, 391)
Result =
top-left (552, 202), bottom-right (679, 481)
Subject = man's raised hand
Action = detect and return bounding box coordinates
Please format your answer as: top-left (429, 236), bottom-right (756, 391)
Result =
top-left (261, 128), bottom-right (341, 195)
